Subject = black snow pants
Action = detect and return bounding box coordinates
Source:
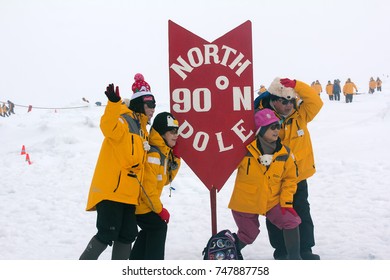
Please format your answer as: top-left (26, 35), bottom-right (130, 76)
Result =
top-left (129, 211), bottom-right (168, 260)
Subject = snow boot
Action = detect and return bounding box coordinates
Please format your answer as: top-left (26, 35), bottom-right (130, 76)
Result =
top-left (235, 235), bottom-right (246, 260)
top-left (273, 250), bottom-right (288, 260)
top-left (301, 249), bottom-right (320, 260)
top-left (79, 236), bottom-right (108, 260)
top-left (111, 241), bottom-right (131, 260)
top-left (283, 228), bottom-right (302, 260)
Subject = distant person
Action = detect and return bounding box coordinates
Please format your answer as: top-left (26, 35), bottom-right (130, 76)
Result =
top-left (1, 103), bottom-right (9, 117)
top-left (368, 77), bottom-right (376, 94)
top-left (130, 112), bottom-right (181, 260)
top-left (343, 78), bottom-right (358, 103)
top-left (310, 81), bottom-right (315, 90)
top-left (7, 100), bottom-right (15, 114)
top-left (79, 73), bottom-right (156, 260)
top-left (254, 77), bottom-right (323, 260)
top-left (314, 80), bottom-right (323, 95)
top-left (257, 85), bottom-right (267, 95)
top-left (0, 104), bottom-right (4, 117)
top-left (376, 77), bottom-right (382, 91)
top-left (326, 80), bottom-right (334, 100)
top-left (82, 97), bottom-right (90, 103)
top-left (332, 79), bottom-right (341, 101)
top-left (229, 108), bottom-right (302, 260)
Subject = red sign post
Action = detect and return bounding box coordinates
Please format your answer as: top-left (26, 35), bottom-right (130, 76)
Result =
top-left (168, 20), bottom-right (254, 234)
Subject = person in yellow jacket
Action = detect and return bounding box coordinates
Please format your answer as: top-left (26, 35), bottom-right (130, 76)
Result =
top-left (343, 78), bottom-right (358, 103)
top-left (253, 77), bottom-right (323, 260)
top-left (326, 80), bottom-right (334, 100)
top-left (369, 77), bottom-right (377, 94)
top-left (130, 112), bottom-right (181, 260)
top-left (80, 73), bottom-right (156, 260)
top-left (314, 80), bottom-right (322, 95)
top-left (229, 108), bottom-right (302, 260)
top-left (257, 85), bottom-right (267, 95)
top-left (376, 77), bottom-right (382, 92)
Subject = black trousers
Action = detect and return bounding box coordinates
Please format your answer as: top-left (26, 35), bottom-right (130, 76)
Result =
top-left (95, 200), bottom-right (138, 245)
top-left (266, 179), bottom-right (315, 254)
top-left (129, 212), bottom-right (168, 260)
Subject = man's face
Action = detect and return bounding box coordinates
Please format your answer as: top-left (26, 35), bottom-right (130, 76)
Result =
top-left (272, 98), bottom-right (295, 116)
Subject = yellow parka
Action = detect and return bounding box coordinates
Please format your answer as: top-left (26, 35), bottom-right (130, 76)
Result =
top-left (86, 100), bottom-right (150, 211)
top-left (326, 84), bottom-right (333, 95)
top-left (343, 81), bottom-right (358, 95)
top-left (258, 80), bottom-right (323, 181)
top-left (314, 83), bottom-right (322, 95)
top-left (136, 128), bottom-right (181, 214)
top-left (369, 79), bottom-right (377, 90)
top-left (228, 139), bottom-right (298, 216)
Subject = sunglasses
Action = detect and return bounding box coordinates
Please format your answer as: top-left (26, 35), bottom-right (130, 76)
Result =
top-left (278, 98), bottom-right (295, 105)
top-left (167, 128), bottom-right (179, 135)
top-left (145, 101), bottom-right (156, 109)
top-left (269, 123), bottom-right (281, 130)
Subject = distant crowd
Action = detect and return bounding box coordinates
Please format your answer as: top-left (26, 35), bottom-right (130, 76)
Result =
top-left (258, 76), bottom-right (384, 104)
top-left (0, 100), bottom-right (15, 117)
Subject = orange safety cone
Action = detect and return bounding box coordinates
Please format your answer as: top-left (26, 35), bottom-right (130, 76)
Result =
top-left (26, 153), bottom-right (32, 165)
top-left (21, 145), bottom-right (26, 155)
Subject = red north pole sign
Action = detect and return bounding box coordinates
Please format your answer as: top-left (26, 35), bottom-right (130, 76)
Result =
top-left (168, 20), bottom-right (255, 191)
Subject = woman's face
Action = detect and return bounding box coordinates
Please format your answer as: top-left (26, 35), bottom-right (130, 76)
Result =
top-left (163, 129), bottom-right (179, 148)
top-left (143, 103), bottom-right (155, 122)
top-left (262, 122), bottom-right (281, 143)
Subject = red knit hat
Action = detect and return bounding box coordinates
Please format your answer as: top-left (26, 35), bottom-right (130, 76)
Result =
top-left (129, 73), bottom-right (155, 114)
top-left (131, 73), bottom-right (151, 93)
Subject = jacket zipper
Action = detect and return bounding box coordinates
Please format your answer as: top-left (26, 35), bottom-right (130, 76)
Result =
top-left (131, 135), bottom-right (134, 155)
top-left (113, 171), bottom-right (121, 192)
top-left (246, 158), bottom-right (250, 175)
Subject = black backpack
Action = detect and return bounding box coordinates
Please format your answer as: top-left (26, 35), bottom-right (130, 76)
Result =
top-left (202, 229), bottom-right (243, 260)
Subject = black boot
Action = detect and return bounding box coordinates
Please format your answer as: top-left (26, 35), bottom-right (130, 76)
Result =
top-left (266, 219), bottom-right (287, 260)
top-left (79, 236), bottom-right (108, 260)
top-left (283, 228), bottom-right (302, 260)
top-left (234, 234), bottom-right (246, 260)
top-left (111, 241), bottom-right (131, 260)
top-left (273, 250), bottom-right (288, 260)
top-left (301, 249), bottom-right (320, 260)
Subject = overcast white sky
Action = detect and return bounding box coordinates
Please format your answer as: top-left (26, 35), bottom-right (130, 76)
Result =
top-left (1, 0), bottom-right (389, 107)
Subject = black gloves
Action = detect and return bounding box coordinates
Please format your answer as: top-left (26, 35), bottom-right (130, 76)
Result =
top-left (104, 83), bottom-right (121, 103)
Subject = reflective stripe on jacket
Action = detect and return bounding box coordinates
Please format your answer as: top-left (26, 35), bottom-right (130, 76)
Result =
top-left (228, 139), bottom-right (297, 216)
top-left (86, 101), bottom-right (149, 211)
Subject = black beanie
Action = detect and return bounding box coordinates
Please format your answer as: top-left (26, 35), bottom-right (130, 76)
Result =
top-left (152, 112), bottom-right (179, 135)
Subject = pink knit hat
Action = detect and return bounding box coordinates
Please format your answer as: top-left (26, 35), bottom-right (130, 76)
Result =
top-left (254, 108), bottom-right (280, 136)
